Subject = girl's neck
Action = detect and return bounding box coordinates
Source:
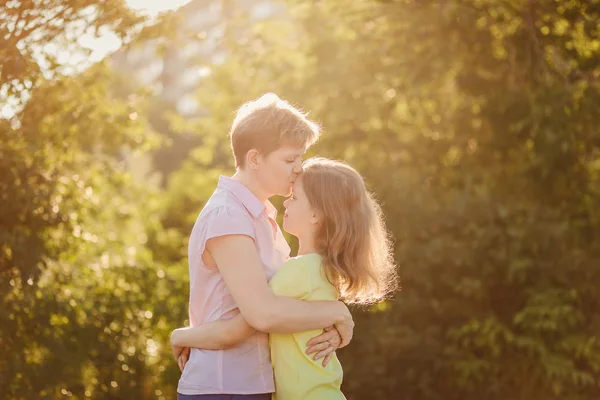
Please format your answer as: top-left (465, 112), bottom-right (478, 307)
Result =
top-left (297, 234), bottom-right (317, 256)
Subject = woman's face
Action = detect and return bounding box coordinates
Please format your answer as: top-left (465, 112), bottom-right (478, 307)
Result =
top-left (257, 144), bottom-right (305, 197)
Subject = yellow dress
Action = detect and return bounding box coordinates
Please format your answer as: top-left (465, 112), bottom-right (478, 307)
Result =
top-left (268, 253), bottom-right (345, 400)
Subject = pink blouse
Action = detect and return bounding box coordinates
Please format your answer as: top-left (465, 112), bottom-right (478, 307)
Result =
top-left (177, 176), bottom-right (290, 395)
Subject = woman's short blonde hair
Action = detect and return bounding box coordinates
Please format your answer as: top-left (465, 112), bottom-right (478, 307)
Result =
top-left (230, 93), bottom-right (321, 168)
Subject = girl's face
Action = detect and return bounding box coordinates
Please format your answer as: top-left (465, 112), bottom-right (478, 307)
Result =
top-left (282, 176), bottom-right (318, 238)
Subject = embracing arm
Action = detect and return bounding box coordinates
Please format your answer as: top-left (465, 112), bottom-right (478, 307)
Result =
top-left (171, 314), bottom-right (255, 350)
top-left (206, 235), bottom-right (354, 346)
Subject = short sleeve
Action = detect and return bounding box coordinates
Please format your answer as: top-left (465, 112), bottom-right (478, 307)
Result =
top-left (197, 205), bottom-right (256, 255)
top-left (269, 257), bottom-right (311, 299)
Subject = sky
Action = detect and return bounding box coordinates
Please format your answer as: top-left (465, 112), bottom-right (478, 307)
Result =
top-left (1, 0), bottom-right (193, 119)
top-left (126, 0), bottom-right (193, 16)
top-left (82, 0), bottom-right (193, 62)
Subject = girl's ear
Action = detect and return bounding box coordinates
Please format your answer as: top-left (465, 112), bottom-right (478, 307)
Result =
top-left (310, 213), bottom-right (320, 225)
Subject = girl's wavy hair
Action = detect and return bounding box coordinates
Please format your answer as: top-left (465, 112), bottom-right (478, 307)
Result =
top-left (301, 157), bottom-right (398, 304)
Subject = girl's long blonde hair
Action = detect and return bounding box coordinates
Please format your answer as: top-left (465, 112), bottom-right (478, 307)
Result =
top-left (301, 157), bottom-right (398, 305)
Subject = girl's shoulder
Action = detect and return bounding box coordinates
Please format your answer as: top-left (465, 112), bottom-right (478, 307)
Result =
top-left (290, 252), bottom-right (322, 264)
top-left (282, 253), bottom-right (322, 274)
top-left (269, 254), bottom-right (322, 298)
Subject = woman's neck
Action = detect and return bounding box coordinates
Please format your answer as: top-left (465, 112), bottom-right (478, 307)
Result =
top-left (231, 169), bottom-right (270, 203)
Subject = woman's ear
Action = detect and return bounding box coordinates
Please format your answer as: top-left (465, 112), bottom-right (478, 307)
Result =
top-left (247, 149), bottom-right (259, 171)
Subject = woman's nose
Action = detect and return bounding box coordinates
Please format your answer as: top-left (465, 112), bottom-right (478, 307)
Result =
top-left (293, 160), bottom-right (303, 174)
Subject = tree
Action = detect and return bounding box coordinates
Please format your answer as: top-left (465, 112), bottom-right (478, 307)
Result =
top-left (0, 0), bottom-right (142, 105)
top-left (3, 0), bottom-right (599, 398)
top-left (0, 2), bottom-right (185, 398)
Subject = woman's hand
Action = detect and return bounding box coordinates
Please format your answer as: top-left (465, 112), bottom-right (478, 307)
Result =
top-left (333, 306), bottom-right (355, 348)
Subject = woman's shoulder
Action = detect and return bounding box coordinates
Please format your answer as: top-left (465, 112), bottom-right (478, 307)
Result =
top-left (200, 192), bottom-right (248, 218)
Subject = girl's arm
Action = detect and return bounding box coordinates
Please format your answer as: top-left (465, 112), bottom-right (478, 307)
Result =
top-left (171, 314), bottom-right (255, 350)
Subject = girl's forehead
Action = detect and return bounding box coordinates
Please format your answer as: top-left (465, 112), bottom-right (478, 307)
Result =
top-left (291, 178), bottom-right (304, 193)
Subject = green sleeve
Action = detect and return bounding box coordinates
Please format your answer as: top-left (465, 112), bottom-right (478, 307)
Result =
top-left (269, 257), bottom-right (311, 300)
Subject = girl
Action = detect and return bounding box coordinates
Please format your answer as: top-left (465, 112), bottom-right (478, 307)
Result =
top-left (172, 157), bottom-right (398, 399)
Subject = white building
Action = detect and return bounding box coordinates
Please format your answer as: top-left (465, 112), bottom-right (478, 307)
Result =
top-left (110, 0), bottom-right (283, 116)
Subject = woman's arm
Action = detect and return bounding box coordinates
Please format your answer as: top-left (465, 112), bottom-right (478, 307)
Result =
top-left (205, 235), bottom-right (354, 346)
top-left (171, 314), bottom-right (255, 350)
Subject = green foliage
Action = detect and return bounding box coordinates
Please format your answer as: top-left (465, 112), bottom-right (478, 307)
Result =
top-left (1, 60), bottom-right (168, 398)
top-left (0, 0), bottom-right (143, 104)
top-left (2, 0), bottom-right (599, 399)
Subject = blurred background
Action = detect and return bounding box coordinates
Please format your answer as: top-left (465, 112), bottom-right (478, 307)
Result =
top-left (1, 0), bottom-right (599, 399)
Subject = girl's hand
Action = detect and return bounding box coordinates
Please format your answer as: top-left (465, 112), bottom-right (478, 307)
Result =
top-left (170, 329), bottom-right (188, 361)
top-left (177, 347), bottom-right (190, 372)
top-left (306, 326), bottom-right (342, 367)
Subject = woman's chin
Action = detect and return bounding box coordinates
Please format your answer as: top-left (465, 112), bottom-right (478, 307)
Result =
top-left (281, 185), bottom-right (293, 197)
